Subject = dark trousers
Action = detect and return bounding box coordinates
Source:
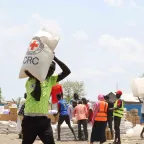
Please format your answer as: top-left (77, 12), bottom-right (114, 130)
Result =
top-left (78, 119), bottom-right (88, 140)
top-left (114, 116), bottom-right (121, 142)
top-left (57, 115), bottom-right (76, 140)
top-left (107, 116), bottom-right (113, 136)
top-left (22, 116), bottom-right (55, 144)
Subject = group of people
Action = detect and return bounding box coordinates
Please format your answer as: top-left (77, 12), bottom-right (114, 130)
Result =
top-left (56, 93), bottom-right (93, 141)
top-left (55, 90), bottom-right (124, 144)
top-left (18, 53), bottom-right (125, 144)
top-left (90, 90), bottom-right (124, 144)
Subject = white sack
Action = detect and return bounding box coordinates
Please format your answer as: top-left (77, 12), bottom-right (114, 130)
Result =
top-left (126, 124), bottom-right (143, 137)
top-left (19, 27), bottom-right (60, 82)
top-left (35, 27), bottom-right (60, 51)
top-left (16, 116), bottom-right (22, 133)
top-left (126, 128), bottom-right (134, 137)
top-left (48, 110), bottom-right (58, 115)
top-left (0, 125), bottom-right (8, 129)
top-left (0, 121), bottom-right (9, 125)
top-left (132, 124), bottom-right (143, 136)
top-left (131, 78), bottom-right (144, 97)
top-left (125, 121), bottom-right (133, 130)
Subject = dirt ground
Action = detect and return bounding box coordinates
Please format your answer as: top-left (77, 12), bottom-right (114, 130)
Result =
top-left (0, 134), bottom-right (144, 144)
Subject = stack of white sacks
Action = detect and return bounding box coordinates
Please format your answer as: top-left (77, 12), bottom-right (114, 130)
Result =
top-left (8, 121), bottom-right (17, 134)
top-left (112, 117), bottom-right (142, 137)
top-left (120, 118), bottom-right (127, 134)
top-left (52, 122), bottom-right (92, 141)
top-left (111, 118), bottom-right (126, 134)
top-left (52, 122), bottom-right (78, 141)
top-left (0, 121), bottom-right (17, 134)
top-left (126, 124), bottom-right (143, 137)
top-left (125, 121), bottom-right (133, 130)
top-left (125, 117), bottom-right (144, 138)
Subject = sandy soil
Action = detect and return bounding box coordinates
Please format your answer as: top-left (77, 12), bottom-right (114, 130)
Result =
top-left (0, 134), bottom-right (144, 144)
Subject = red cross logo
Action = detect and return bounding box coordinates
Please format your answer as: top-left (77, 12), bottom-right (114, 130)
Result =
top-left (29, 40), bottom-right (39, 50)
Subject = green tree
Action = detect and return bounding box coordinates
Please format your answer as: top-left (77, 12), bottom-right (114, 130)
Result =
top-left (61, 80), bottom-right (86, 102)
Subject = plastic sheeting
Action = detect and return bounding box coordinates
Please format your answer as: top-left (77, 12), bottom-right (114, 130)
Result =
top-left (126, 124), bottom-right (143, 137)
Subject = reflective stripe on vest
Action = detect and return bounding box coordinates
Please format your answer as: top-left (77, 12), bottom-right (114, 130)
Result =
top-left (95, 101), bottom-right (108, 121)
top-left (113, 99), bottom-right (124, 118)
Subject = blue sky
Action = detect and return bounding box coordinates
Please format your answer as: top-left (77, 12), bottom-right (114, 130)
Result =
top-left (0, 0), bottom-right (144, 101)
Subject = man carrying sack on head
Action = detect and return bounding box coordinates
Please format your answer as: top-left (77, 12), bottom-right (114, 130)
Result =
top-left (109, 90), bottom-right (124, 144)
top-left (19, 28), bottom-right (72, 144)
top-left (22, 55), bottom-right (71, 144)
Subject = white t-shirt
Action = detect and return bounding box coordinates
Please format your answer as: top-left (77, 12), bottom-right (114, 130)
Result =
top-left (68, 105), bottom-right (74, 120)
top-left (88, 102), bottom-right (93, 110)
top-left (141, 99), bottom-right (144, 114)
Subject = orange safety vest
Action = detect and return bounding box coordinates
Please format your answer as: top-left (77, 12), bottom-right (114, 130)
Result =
top-left (95, 101), bottom-right (108, 121)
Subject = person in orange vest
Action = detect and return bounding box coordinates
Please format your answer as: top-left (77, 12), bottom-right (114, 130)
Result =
top-left (90, 94), bottom-right (108, 144)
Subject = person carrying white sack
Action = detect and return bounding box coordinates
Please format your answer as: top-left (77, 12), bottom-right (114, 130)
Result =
top-left (19, 28), bottom-right (71, 144)
top-left (21, 55), bottom-right (71, 144)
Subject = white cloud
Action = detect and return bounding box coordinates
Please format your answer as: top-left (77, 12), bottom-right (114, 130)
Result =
top-left (0, 13), bottom-right (61, 38)
top-left (104, 0), bottom-right (137, 7)
top-left (72, 30), bottom-right (88, 40)
top-left (32, 13), bottom-right (61, 36)
top-left (126, 20), bottom-right (137, 27)
top-left (66, 68), bottom-right (104, 80)
top-left (129, 0), bottom-right (137, 7)
top-left (1, 24), bottom-right (29, 37)
top-left (104, 0), bottom-right (124, 7)
top-left (109, 67), bottom-right (125, 73)
top-left (98, 34), bottom-right (144, 63)
top-left (81, 68), bottom-right (104, 76)
top-left (0, 13), bottom-right (61, 56)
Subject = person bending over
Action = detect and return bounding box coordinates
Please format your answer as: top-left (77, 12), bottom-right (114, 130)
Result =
top-left (57, 93), bottom-right (77, 141)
